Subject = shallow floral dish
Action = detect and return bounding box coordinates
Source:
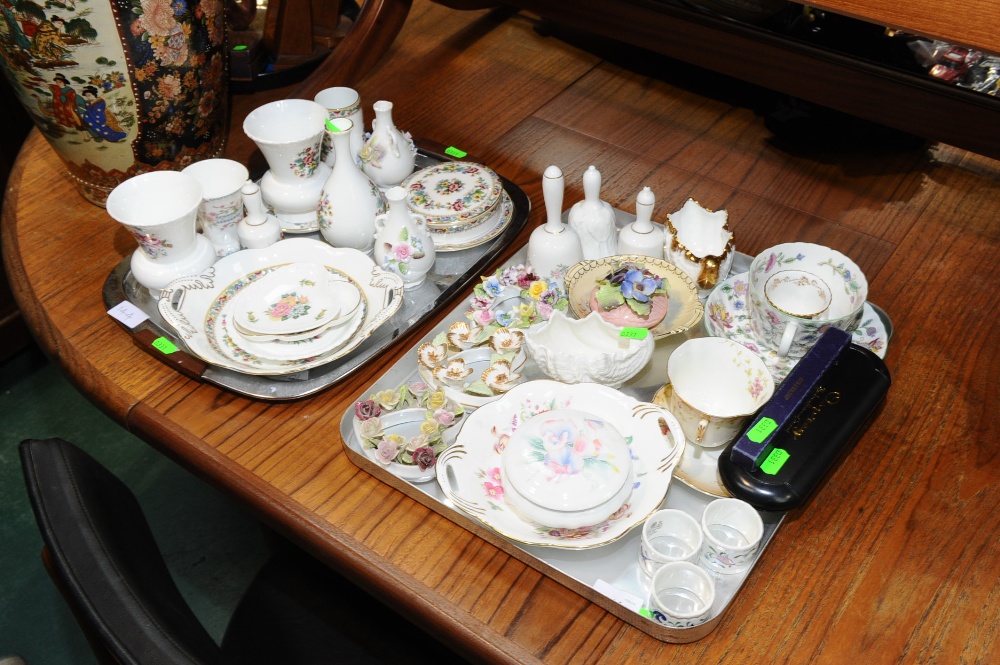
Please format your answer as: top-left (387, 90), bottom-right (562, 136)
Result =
top-left (222, 300), bottom-right (365, 363)
top-left (402, 161), bottom-right (503, 226)
top-left (436, 380), bottom-right (685, 549)
top-left (352, 382), bottom-right (465, 483)
top-left (564, 255), bottom-right (703, 340)
top-left (464, 263), bottom-right (569, 335)
top-left (157, 238), bottom-right (403, 376)
top-left (524, 310), bottom-right (654, 388)
top-left (653, 384), bottom-right (730, 498)
top-left (433, 191), bottom-right (514, 252)
top-left (704, 272), bottom-right (888, 382)
top-left (417, 345), bottom-right (527, 409)
top-left (500, 408), bottom-right (635, 529)
top-left (231, 262), bottom-right (352, 336)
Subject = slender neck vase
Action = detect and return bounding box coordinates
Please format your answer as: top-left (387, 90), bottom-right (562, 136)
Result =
top-left (527, 165), bottom-right (584, 280)
top-left (617, 186), bottom-right (664, 259)
top-left (361, 100), bottom-right (416, 189)
top-left (373, 186), bottom-right (436, 289)
top-left (319, 118), bottom-right (388, 253)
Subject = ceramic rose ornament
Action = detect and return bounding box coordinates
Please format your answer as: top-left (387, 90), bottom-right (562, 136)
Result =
top-left (589, 261), bottom-right (670, 329)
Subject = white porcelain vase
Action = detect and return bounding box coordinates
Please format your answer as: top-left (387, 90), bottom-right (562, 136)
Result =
top-left (319, 118), bottom-right (388, 253)
top-left (374, 186), bottom-right (436, 289)
top-left (361, 100), bottom-right (416, 189)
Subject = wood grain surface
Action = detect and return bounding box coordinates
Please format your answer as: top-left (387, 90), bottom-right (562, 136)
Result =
top-left (3, 2), bottom-right (999, 662)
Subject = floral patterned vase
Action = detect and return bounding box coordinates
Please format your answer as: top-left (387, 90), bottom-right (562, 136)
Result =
top-left (373, 186), bottom-right (435, 289)
top-left (0, 0), bottom-right (228, 206)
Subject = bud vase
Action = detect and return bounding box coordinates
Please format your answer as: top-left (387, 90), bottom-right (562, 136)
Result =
top-left (0, 0), bottom-right (229, 206)
top-left (374, 186), bottom-right (436, 289)
top-left (361, 100), bottom-right (416, 189)
top-left (319, 118), bottom-right (387, 253)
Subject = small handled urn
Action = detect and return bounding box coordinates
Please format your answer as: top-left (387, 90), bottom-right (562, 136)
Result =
top-left (374, 186), bottom-right (436, 289)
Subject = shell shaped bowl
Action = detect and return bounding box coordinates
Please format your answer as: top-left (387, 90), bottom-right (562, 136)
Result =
top-left (524, 310), bottom-right (654, 388)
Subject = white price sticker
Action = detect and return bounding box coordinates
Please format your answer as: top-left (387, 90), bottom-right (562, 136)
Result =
top-left (593, 579), bottom-right (643, 612)
top-left (107, 301), bottom-right (149, 329)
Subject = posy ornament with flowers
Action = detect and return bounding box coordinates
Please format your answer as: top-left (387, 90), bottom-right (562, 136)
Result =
top-left (589, 261), bottom-right (670, 329)
top-left (464, 264), bottom-right (569, 341)
top-left (354, 382), bottom-right (464, 471)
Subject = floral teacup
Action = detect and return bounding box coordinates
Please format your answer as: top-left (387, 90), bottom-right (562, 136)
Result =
top-left (748, 242), bottom-right (868, 358)
top-left (665, 337), bottom-right (774, 448)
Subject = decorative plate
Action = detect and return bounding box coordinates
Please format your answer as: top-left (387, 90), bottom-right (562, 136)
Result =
top-left (221, 297), bottom-right (365, 363)
top-left (436, 380), bottom-right (685, 549)
top-left (704, 272), bottom-right (889, 382)
top-left (157, 238), bottom-right (403, 376)
top-left (564, 255), bottom-right (704, 340)
top-left (417, 346), bottom-right (528, 409)
top-left (433, 191), bottom-right (515, 252)
top-left (232, 262), bottom-right (360, 337)
top-left (402, 161), bottom-right (503, 226)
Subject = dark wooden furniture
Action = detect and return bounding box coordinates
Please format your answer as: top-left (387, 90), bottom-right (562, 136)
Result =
top-left (4, 1), bottom-right (998, 662)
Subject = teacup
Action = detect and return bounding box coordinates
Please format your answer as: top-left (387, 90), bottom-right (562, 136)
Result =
top-left (664, 337), bottom-right (775, 449)
top-left (182, 159), bottom-right (249, 257)
top-left (748, 242), bottom-right (868, 358)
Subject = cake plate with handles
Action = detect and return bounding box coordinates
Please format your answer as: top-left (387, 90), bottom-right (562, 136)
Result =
top-left (101, 141), bottom-right (530, 400)
top-left (338, 207), bottom-right (894, 643)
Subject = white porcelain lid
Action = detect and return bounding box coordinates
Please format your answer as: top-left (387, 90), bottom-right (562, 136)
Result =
top-left (501, 409), bottom-right (632, 513)
top-left (232, 262), bottom-right (357, 336)
top-left (402, 161), bottom-right (502, 225)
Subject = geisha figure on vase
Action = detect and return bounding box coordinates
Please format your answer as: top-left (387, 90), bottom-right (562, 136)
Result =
top-left (79, 85), bottom-right (126, 142)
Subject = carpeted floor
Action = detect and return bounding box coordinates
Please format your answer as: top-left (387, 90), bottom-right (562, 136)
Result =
top-left (0, 343), bottom-right (269, 664)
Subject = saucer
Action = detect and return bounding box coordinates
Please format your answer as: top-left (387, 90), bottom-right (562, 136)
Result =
top-left (402, 161), bottom-right (503, 226)
top-left (704, 272), bottom-right (889, 382)
top-left (433, 191), bottom-right (514, 252)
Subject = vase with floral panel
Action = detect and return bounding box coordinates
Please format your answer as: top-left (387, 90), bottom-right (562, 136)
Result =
top-left (360, 100), bottom-right (416, 189)
top-left (318, 117), bottom-right (387, 253)
top-left (373, 186), bottom-right (435, 289)
top-left (0, 0), bottom-right (229, 206)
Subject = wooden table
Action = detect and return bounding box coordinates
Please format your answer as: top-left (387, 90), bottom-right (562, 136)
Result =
top-left (4, 2), bottom-right (999, 662)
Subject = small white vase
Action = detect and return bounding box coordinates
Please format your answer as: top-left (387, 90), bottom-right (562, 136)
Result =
top-left (617, 186), bottom-right (664, 259)
top-left (568, 165), bottom-right (618, 260)
top-left (361, 100), bottom-right (416, 189)
top-left (237, 181), bottom-right (283, 249)
top-left (319, 117), bottom-right (388, 253)
top-left (527, 165), bottom-right (583, 280)
top-left (182, 158), bottom-right (250, 257)
top-left (374, 186), bottom-right (436, 289)
top-left (314, 87), bottom-right (365, 167)
top-left (105, 171), bottom-right (217, 298)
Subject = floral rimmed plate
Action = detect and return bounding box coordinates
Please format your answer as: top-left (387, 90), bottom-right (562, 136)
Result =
top-left (232, 262), bottom-right (361, 337)
top-left (564, 255), bottom-right (704, 340)
top-left (157, 238), bottom-right (404, 376)
top-left (704, 272), bottom-right (889, 383)
top-left (402, 161), bottom-right (503, 226)
top-left (219, 292), bottom-right (366, 363)
top-left (436, 380), bottom-right (685, 549)
top-left (433, 191), bottom-right (514, 252)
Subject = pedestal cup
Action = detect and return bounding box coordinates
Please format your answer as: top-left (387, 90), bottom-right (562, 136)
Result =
top-left (243, 99), bottom-right (332, 230)
top-left (314, 87), bottom-right (365, 167)
top-left (182, 159), bottom-right (250, 257)
top-left (105, 171), bottom-right (216, 298)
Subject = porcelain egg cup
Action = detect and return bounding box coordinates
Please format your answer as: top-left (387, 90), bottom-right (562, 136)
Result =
top-left (500, 408), bottom-right (635, 530)
top-left (524, 309), bottom-right (654, 388)
top-left (748, 242), bottom-right (868, 358)
top-left (243, 99), bottom-right (332, 227)
top-left (106, 170), bottom-right (216, 297)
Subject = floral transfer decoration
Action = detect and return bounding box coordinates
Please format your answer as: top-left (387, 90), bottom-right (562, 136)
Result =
top-left (354, 382), bottom-right (464, 470)
top-left (289, 144), bottom-right (320, 178)
top-left (128, 227), bottom-right (173, 258)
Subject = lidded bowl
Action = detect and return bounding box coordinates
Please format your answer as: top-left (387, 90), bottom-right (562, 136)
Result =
top-left (500, 409), bottom-right (634, 529)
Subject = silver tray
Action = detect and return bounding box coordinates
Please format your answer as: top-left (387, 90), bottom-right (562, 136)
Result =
top-left (337, 227), bottom-right (894, 643)
top-left (101, 144), bottom-right (530, 400)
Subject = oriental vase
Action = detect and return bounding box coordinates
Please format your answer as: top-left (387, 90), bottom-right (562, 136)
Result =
top-left (0, 0), bottom-right (228, 206)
